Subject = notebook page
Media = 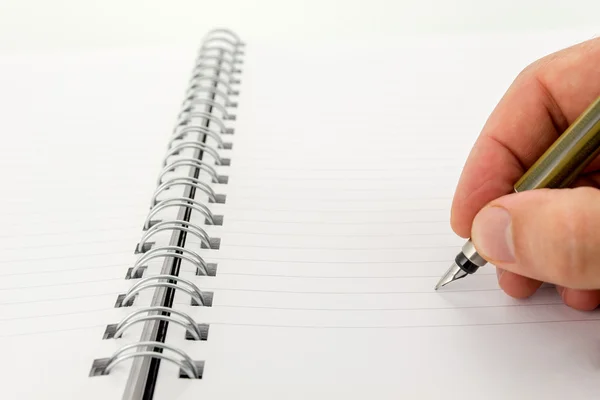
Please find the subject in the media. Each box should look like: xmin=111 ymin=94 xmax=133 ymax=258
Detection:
xmin=0 ymin=46 xmax=196 ymax=398
xmin=152 ymin=31 xmax=600 ymax=399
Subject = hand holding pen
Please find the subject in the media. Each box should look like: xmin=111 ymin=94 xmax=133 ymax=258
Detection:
xmin=438 ymin=37 xmax=600 ymax=311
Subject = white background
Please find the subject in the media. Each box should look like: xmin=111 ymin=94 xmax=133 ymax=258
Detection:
xmin=0 ymin=0 xmax=598 ymax=51
xmin=0 ymin=1 xmax=598 ymax=399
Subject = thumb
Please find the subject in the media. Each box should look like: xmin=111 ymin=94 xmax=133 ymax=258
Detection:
xmin=470 ymin=186 xmax=600 ymax=289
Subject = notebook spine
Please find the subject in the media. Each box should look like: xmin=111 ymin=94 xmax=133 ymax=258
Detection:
xmin=88 ymin=28 xmax=244 ymax=393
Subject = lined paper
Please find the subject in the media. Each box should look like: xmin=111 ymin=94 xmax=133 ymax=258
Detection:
xmin=151 ymin=31 xmax=600 ymax=399
xmin=0 ymin=46 xmax=197 ymax=399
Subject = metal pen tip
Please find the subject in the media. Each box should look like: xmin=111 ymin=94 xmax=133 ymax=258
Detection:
xmin=435 ymin=262 xmax=468 ymax=290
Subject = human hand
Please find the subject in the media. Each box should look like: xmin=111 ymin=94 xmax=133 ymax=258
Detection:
xmin=451 ymin=37 xmax=600 ymax=311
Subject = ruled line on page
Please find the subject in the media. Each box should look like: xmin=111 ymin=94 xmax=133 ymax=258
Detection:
xmin=0 ymin=196 xmax=147 ymax=206
xmin=0 ymin=212 xmax=148 ymax=227
xmin=216 ymin=206 xmax=450 ymax=213
xmin=171 ymin=300 xmax=563 ymax=312
xmin=0 ymin=301 xmax=566 ymax=323
xmin=0 ymin=205 xmax=450 ymax=218
xmin=216 ymin=230 xmax=454 ymax=237
xmin=219 ymin=195 xmax=454 ymax=202
xmin=0 ymin=250 xmax=133 ymax=264
xmin=1 ymin=238 xmax=138 ymax=251
xmin=203 ymin=318 xmax=600 ymax=330
xmin=225 ymin=175 xmax=458 ymax=182
xmin=0 ymin=277 xmax=126 ymax=291
xmin=1 ymin=182 xmax=164 ymax=191
xmin=226 ymin=186 xmax=456 ymax=193
xmin=0 ymin=201 xmax=142 ymax=214
xmin=0 ymin=307 xmax=117 ymax=322
xmin=200 ymin=257 xmax=456 ymax=264
xmin=4 ymin=173 xmax=461 ymax=186
xmin=186 ymin=287 xmax=507 ymax=294
xmin=207 ymin=271 xmax=496 ymax=278
xmin=0 ymin=324 xmax=109 ymax=338
xmin=0 ymin=291 xmax=122 ymax=306
xmin=208 ymin=243 xmax=459 ymax=251
xmin=212 ymin=219 xmax=450 ymax=225
xmin=0 ymin=225 xmax=141 ymax=238
xmin=227 ymin=158 xmax=463 ymax=165
xmin=175 ymin=264 xmax=483 ymax=278
xmin=0 ymin=260 xmax=464 ymax=278
xmin=0 ymin=263 xmax=123 ymax=277
xmin=224 ymin=166 xmax=461 ymax=172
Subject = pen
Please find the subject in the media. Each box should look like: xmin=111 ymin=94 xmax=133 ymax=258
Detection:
xmin=435 ymin=95 xmax=600 ymax=290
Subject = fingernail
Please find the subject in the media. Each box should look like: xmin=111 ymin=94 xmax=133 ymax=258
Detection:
xmin=472 ymin=206 xmax=515 ymax=263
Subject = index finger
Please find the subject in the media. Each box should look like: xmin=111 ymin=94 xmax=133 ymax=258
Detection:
xmin=451 ymin=37 xmax=600 ymax=238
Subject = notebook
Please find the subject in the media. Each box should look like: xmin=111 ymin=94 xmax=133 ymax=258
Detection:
xmin=1 ymin=27 xmax=599 ymax=399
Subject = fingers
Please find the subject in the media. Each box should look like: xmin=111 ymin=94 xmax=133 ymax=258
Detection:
xmin=471 ymin=187 xmax=600 ymax=289
xmin=556 ymin=286 xmax=600 ymax=311
xmin=495 ymin=266 xmax=600 ymax=310
xmin=451 ymin=36 xmax=600 ymax=238
xmin=496 ymin=268 xmax=600 ymax=310
xmin=496 ymin=268 xmax=543 ymax=299
xmin=488 ymin=184 xmax=600 ymax=310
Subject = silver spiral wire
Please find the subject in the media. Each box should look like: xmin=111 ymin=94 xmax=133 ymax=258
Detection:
xmin=184 ymin=85 xmax=237 ymax=107
xmin=136 ymin=220 xmax=214 ymax=253
xmin=177 ymin=111 xmax=233 ymax=134
xmin=170 ymin=125 xmax=228 ymax=149
xmin=112 ymin=306 xmax=204 ymax=341
xmin=122 ymin=274 xmax=209 ymax=308
xmin=103 ymin=341 xmax=200 ymax=379
xmin=163 ymin=141 xmax=226 ymax=166
xmin=156 ymin=157 xmax=223 ymax=185
xmin=151 ymin=176 xmax=219 ymax=206
xmin=143 ymin=197 xmax=218 ymax=230
xmin=191 ymin=64 xmax=240 ymax=84
xmin=131 ymin=245 xmax=210 ymax=278
xmin=91 ymin=28 xmax=242 ymax=380
xmin=181 ymin=98 xmax=236 ymax=120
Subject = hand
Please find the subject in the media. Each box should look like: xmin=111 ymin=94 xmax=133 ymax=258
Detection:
xmin=451 ymin=37 xmax=600 ymax=311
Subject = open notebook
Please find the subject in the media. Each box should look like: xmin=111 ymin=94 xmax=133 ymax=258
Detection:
xmin=1 ymin=27 xmax=599 ymax=399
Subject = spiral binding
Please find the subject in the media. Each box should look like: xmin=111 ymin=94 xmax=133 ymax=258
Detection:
xmin=94 ymin=341 xmax=203 ymax=379
xmin=169 ymin=125 xmax=232 ymax=150
xmin=120 ymin=274 xmax=212 ymax=307
xmin=89 ymin=28 xmax=243 ymax=387
xmin=108 ymin=306 xmax=209 ymax=341
xmin=163 ymin=142 xmax=229 ymax=165
xmin=142 ymin=197 xmax=222 ymax=229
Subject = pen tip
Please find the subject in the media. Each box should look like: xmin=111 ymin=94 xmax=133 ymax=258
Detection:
xmin=435 ymin=262 xmax=467 ymax=290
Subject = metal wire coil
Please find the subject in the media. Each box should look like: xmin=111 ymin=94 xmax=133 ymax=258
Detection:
xmin=91 ymin=27 xmax=243 ymax=382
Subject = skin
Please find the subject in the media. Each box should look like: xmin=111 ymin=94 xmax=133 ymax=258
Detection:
xmin=450 ymin=36 xmax=600 ymax=311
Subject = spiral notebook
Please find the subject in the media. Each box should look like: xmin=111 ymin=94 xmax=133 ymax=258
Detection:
xmin=1 ymin=27 xmax=599 ymax=400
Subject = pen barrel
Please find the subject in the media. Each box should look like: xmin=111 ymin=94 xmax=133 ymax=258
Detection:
xmin=514 ymin=96 xmax=600 ymax=192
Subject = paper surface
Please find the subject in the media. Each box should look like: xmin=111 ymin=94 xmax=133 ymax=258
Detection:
xmin=0 ymin=46 xmax=196 ymax=399
xmin=1 ymin=29 xmax=599 ymax=399
xmin=149 ymin=31 xmax=600 ymax=399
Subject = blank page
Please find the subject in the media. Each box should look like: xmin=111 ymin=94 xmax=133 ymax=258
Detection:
xmin=0 ymin=46 xmax=196 ymax=398
xmin=150 ymin=30 xmax=600 ymax=400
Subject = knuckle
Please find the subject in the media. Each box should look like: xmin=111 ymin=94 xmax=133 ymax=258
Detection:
xmin=516 ymin=58 xmax=545 ymax=80
xmin=517 ymin=62 xmax=537 ymax=78
xmin=515 ymin=54 xmax=557 ymax=85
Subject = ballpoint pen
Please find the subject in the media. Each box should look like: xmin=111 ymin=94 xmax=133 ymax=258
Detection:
xmin=435 ymin=95 xmax=600 ymax=290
